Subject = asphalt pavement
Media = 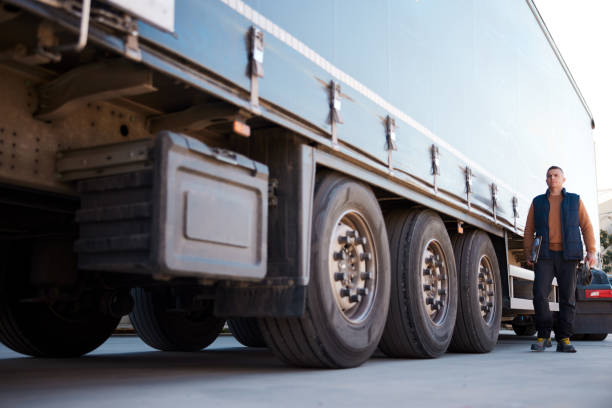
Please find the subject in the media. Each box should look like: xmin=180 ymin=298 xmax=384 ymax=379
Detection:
xmin=0 ymin=331 xmax=610 ymax=408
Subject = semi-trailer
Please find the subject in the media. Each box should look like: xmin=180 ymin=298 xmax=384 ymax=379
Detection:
xmin=0 ymin=0 xmax=610 ymax=368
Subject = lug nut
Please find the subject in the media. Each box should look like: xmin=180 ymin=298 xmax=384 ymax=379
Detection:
xmin=360 ymin=271 xmax=372 ymax=280
xmin=334 ymin=272 xmax=347 ymax=281
xmin=438 ymin=288 xmax=446 ymax=295
xmin=349 ymin=292 xmax=359 ymax=303
xmin=333 ymin=251 xmax=347 ymax=261
xmin=426 ymin=297 xmax=434 ymax=305
xmin=430 ymin=303 xmax=439 ymax=311
xmin=481 ymin=305 xmax=488 ymax=311
xmin=340 ymin=288 xmax=350 ymax=297
xmin=478 ymin=272 xmax=484 ymax=279
xmin=360 ymin=252 xmax=372 ymax=262
xmin=346 ymin=230 xmax=357 ymax=238
xmin=437 ymin=299 xmax=444 ymax=307
xmin=486 ymin=279 xmax=493 ymax=284
xmin=423 ymin=284 xmax=431 ymax=291
xmin=357 ymin=287 xmax=368 ymax=296
xmin=479 ymin=296 xmax=485 ymax=302
xmin=356 ymin=237 xmax=367 ymax=245
xmin=486 ymin=301 xmax=493 ymax=307
xmin=478 ymin=283 xmax=484 ymax=290
xmin=423 ymin=268 xmax=431 ymax=276
xmin=338 ymin=235 xmax=355 ymax=245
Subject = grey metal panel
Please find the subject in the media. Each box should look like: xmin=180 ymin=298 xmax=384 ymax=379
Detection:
xmin=256 ymin=30 xmax=331 ymax=132
xmin=138 ymin=0 xmax=251 ymax=92
xmin=338 ymin=88 xmax=390 ymax=166
xmin=392 ymin=125 xmax=430 ymax=186
xmin=314 ymin=148 xmax=504 ymax=238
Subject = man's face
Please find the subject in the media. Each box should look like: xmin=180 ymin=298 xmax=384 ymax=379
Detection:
xmin=546 ymin=168 xmax=566 ymax=190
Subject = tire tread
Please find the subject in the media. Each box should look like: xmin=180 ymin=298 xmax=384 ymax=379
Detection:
xmin=449 ymin=231 xmax=501 ymax=353
xmin=258 ymin=173 xmax=389 ymax=368
xmin=379 ymin=209 xmax=457 ymax=358
xmin=228 ymin=318 xmax=266 ymax=348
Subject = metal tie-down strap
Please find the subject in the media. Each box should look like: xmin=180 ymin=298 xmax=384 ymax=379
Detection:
xmin=249 ymin=26 xmax=264 ymax=108
xmin=328 ymin=80 xmax=343 ymax=147
xmin=465 ymin=166 xmax=473 ymax=209
xmin=490 ymin=183 xmax=498 ymax=222
xmin=385 ymin=115 xmax=397 ymax=171
xmin=430 ymin=144 xmax=440 ymax=192
xmin=512 ymin=196 xmax=519 ymax=229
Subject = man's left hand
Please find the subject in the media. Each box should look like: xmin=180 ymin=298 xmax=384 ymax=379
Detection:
xmin=585 ymin=252 xmax=597 ymax=268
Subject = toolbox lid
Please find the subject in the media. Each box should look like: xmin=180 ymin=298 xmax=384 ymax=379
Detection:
xmin=161 ymin=131 xmax=268 ymax=177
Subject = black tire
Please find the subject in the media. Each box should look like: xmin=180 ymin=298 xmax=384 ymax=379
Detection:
xmin=0 ymin=240 xmax=119 ymax=357
xmin=512 ymin=324 xmax=537 ymax=337
xmin=258 ymin=173 xmax=391 ymax=368
xmin=449 ymin=231 xmax=502 ymax=353
xmin=228 ymin=317 xmax=266 ymax=347
xmin=130 ymin=287 xmax=225 ymax=351
xmin=570 ymin=333 xmax=585 ymax=341
xmin=379 ymin=209 xmax=458 ymax=358
xmin=511 ymin=315 xmax=537 ymax=337
xmin=582 ymin=333 xmax=608 ymax=341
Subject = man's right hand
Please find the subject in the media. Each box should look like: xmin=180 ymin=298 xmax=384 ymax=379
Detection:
xmin=527 ymin=260 xmax=534 ymax=268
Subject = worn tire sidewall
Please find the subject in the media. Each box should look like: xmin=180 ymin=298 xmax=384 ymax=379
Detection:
xmin=309 ymin=176 xmax=390 ymax=354
xmin=460 ymin=231 xmax=502 ymax=348
xmin=406 ymin=211 xmax=458 ymax=352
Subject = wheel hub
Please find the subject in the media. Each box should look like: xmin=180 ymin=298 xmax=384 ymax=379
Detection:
xmin=421 ymin=240 xmax=449 ymax=325
xmin=328 ymin=210 xmax=376 ymax=323
xmin=477 ymin=255 xmax=495 ymax=324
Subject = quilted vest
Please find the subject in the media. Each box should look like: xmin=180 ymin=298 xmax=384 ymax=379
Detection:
xmin=532 ymin=188 xmax=583 ymax=261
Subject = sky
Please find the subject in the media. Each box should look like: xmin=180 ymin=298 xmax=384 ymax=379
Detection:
xmin=534 ymin=0 xmax=612 ymax=204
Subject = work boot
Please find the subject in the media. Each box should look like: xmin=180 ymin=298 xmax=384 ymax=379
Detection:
xmin=530 ymin=337 xmax=552 ymax=352
xmin=556 ymin=338 xmax=577 ymax=353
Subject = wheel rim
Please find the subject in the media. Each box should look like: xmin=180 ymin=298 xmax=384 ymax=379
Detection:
xmin=328 ymin=210 xmax=377 ymax=324
xmin=477 ymin=255 xmax=496 ymax=325
xmin=421 ymin=239 xmax=449 ymax=325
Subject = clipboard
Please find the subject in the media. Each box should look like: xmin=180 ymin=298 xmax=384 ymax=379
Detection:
xmin=531 ymin=235 xmax=542 ymax=263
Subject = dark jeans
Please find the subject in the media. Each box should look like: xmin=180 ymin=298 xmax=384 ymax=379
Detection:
xmin=532 ymin=251 xmax=578 ymax=339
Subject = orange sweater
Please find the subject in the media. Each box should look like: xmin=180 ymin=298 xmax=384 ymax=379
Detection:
xmin=523 ymin=196 xmax=596 ymax=256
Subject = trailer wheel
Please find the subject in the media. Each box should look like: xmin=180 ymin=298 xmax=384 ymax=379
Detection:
xmin=512 ymin=324 xmax=537 ymax=337
xmin=130 ymin=288 xmax=225 ymax=351
xmin=511 ymin=315 xmax=537 ymax=337
xmin=448 ymin=231 xmax=502 ymax=353
xmin=379 ymin=209 xmax=457 ymax=358
xmin=582 ymin=333 xmax=608 ymax=341
xmin=258 ymin=173 xmax=390 ymax=368
xmin=0 ymin=240 xmax=119 ymax=357
xmin=228 ymin=318 xmax=266 ymax=347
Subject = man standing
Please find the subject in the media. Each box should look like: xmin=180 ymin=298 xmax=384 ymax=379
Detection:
xmin=523 ymin=166 xmax=596 ymax=353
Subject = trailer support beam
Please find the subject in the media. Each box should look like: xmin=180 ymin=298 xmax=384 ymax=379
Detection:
xmin=36 ymin=59 xmax=156 ymax=121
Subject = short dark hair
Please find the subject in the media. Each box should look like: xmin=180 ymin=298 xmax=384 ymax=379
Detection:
xmin=547 ymin=166 xmax=564 ymax=175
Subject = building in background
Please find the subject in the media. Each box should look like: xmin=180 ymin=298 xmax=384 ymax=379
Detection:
xmin=600 ymin=199 xmax=612 ymax=234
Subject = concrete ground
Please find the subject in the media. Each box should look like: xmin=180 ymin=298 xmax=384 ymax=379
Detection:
xmin=0 ymin=331 xmax=610 ymax=408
